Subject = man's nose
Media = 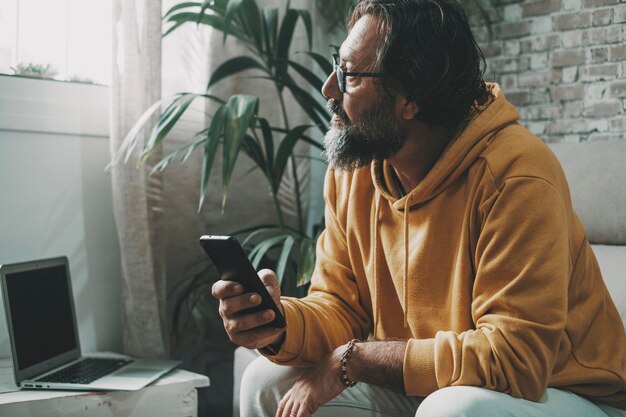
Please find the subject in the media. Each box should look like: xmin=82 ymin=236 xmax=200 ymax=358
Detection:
xmin=321 ymin=70 xmax=342 ymax=101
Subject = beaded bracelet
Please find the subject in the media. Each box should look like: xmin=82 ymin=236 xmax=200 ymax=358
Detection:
xmin=340 ymin=339 xmax=360 ymax=387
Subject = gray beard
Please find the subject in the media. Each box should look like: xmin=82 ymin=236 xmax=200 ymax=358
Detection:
xmin=323 ymin=98 xmax=406 ymax=171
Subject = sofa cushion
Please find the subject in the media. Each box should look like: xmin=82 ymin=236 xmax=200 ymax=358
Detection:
xmin=548 ymin=140 xmax=626 ymax=245
xmin=591 ymin=244 xmax=626 ymax=330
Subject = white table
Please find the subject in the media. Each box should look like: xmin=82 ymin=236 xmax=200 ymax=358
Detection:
xmin=0 ymin=358 xmax=209 ymax=417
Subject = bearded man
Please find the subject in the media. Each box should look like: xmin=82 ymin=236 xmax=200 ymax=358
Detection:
xmin=212 ymin=1 xmax=626 ymax=416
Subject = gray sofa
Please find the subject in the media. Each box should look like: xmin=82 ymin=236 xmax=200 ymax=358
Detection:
xmin=549 ymin=139 xmax=626 ymax=326
xmin=232 ymin=139 xmax=626 ymax=417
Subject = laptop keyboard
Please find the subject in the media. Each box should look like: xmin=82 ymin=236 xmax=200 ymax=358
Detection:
xmin=36 ymin=358 xmax=133 ymax=384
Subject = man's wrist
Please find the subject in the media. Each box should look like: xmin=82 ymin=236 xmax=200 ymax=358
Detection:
xmin=262 ymin=331 xmax=286 ymax=355
xmin=338 ymin=340 xmax=407 ymax=393
xmin=340 ymin=339 xmax=360 ymax=387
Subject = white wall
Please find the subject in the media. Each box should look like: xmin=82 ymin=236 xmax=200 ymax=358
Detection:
xmin=0 ymin=75 xmax=122 ymax=357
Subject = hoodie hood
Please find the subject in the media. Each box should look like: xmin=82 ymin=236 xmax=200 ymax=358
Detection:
xmin=372 ymin=83 xmax=520 ymax=209
xmin=369 ymin=83 xmax=520 ymax=334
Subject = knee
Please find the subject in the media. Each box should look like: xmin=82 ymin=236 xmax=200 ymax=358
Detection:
xmin=415 ymin=386 xmax=509 ymax=417
xmin=240 ymin=356 xmax=306 ymax=417
xmin=240 ymin=356 xmax=284 ymax=402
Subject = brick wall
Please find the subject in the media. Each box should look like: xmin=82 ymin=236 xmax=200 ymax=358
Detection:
xmin=471 ymin=0 xmax=626 ymax=143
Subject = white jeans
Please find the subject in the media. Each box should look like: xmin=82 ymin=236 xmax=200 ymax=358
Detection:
xmin=240 ymin=356 xmax=626 ymax=417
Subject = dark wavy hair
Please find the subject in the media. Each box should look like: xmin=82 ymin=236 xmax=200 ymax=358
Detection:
xmin=349 ymin=0 xmax=489 ymax=128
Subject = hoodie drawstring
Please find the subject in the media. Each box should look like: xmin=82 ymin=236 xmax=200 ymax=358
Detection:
xmin=373 ymin=191 xmax=382 ymax=339
xmin=403 ymin=195 xmax=410 ymax=328
xmin=373 ymin=189 xmax=411 ymax=336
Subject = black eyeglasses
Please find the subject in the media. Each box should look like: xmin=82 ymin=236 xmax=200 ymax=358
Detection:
xmin=332 ymin=53 xmax=383 ymax=93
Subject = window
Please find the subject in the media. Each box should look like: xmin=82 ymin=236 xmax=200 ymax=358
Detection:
xmin=0 ymin=0 xmax=111 ymax=85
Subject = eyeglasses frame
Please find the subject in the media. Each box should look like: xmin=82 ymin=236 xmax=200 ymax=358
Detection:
xmin=332 ymin=53 xmax=383 ymax=93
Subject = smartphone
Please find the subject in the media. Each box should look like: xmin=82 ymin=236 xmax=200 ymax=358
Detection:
xmin=199 ymin=235 xmax=286 ymax=328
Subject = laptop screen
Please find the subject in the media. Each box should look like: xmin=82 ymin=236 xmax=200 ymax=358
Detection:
xmin=4 ymin=264 xmax=78 ymax=371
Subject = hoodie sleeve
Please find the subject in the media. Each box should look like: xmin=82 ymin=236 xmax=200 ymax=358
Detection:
xmin=404 ymin=176 xmax=571 ymax=401
xmin=262 ymin=169 xmax=372 ymax=366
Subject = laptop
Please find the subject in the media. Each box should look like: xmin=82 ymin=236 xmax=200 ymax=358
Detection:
xmin=0 ymin=256 xmax=180 ymax=391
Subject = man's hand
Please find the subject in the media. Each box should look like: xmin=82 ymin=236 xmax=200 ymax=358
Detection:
xmin=275 ymin=344 xmax=347 ymax=417
xmin=211 ymin=269 xmax=285 ymax=350
xmin=276 ymin=340 xmax=407 ymax=417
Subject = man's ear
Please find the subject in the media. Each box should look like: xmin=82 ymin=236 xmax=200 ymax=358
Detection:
xmin=399 ymin=97 xmax=420 ymax=120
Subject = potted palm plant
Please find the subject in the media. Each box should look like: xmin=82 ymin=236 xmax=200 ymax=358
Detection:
xmin=112 ymin=2 xmax=331 ymax=413
xmin=115 ymin=0 xmax=330 ymax=291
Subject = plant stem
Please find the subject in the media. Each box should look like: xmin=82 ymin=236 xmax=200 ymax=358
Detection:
xmin=277 ymin=87 xmax=291 ymax=133
xmin=252 ymin=126 xmax=286 ymax=229
xmin=289 ymin=155 xmax=305 ymax=233
xmin=277 ymin=89 xmax=305 ymax=234
xmin=272 ymin=189 xmax=286 ymax=228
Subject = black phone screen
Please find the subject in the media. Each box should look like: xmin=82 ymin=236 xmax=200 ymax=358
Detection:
xmin=199 ymin=235 xmax=286 ymax=328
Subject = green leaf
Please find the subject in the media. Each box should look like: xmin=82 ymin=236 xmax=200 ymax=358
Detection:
xmin=237 ymin=0 xmax=264 ymax=54
xmin=149 ymin=151 xmax=180 ymax=175
xmin=296 ymin=135 xmax=324 ymax=150
xmin=149 ymin=136 xmax=206 ymax=175
xmin=163 ymin=2 xmax=200 ymax=20
xmin=257 ymin=117 xmax=275 ymax=177
xmin=199 ymin=104 xmax=228 ymax=211
xmin=241 ymin=134 xmax=270 ymax=179
xmin=285 ymin=77 xmax=328 ymax=118
xmin=262 ymin=8 xmax=278 ymax=57
xmin=240 ymin=225 xmax=284 ymax=247
xmin=181 ymin=130 xmax=211 ymax=163
xmin=221 ymin=94 xmax=259 ymax=210
xmin=297 ymin=238 xmax=316 ymax=287
xmin=275 ymin=235 xmax=295 ymax=284
xmin=211 ymin=0 xmax=229 ymax=13
xmin=287 ymin=59 xmax=325 ymax=91
xmin=138 ymin=92 xmax=224 ymax=162
xmin=163 ymin=18 xmax=187 ymax=36
xmin=152 ymin=97 xmax=184 ymax=136
xmin=110 ymin=94 xmax=182 ymax=167
xmin=285 ymin=80 xmax=329 ymax=133
xmin=269 ymin=126 xmax=323 ymax=150
xmin=273 ymin=9 xmax=299 ymax=89
xmin=196 ymin=0 xmax=213 ymax=25
xmin=207 ymin=56 xmax=267 ymax=90
xmin=223 ymin=0 xmax=249 ymax=43
xmin=164 ymin=12 xmax=248 ymax=42
xmin=273 ymin=125 xmax=310 ymax=188
xmin=275 ymin=9 xmax=298 ymax=61
xmin=246 ymin=75 xmax=328 ymax=131
xmin=301 ymin=51 xmax=333 ymax=77
xmin=249 ymin=235 xmax=288 ymax=269
xmin=294 ymin=9 xmax=313 ymax=50
xmin=141 ymin=94 xmax=196 ymax=162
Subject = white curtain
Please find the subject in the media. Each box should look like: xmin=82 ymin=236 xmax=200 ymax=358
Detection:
xmin=110 ymin=0 xmax=167 ymax=358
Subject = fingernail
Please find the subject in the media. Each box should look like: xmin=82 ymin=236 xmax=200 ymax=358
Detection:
xmin=234 ymin=284 xmax=243 ymax=293
xmin=263 ymin=310 xmax=274 ymax=320
xmin=249 ymin=294 xmax=259 ymax=303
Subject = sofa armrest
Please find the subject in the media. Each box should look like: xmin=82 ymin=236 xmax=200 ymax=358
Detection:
xmin=591 ymin=244 xmax=626 ymax=331
xmin=548 ymin=140 xmax=626 ymax=245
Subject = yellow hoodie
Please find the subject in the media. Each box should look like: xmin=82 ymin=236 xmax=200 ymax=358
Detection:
xmin=266 ymin=84 xmax=626 ymax=408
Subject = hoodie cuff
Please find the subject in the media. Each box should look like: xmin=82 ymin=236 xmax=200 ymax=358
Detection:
xmin=259 ymin=297 xmax=305 ymax=363
xmin=403 ymin=338 xmax=440 ymax=396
